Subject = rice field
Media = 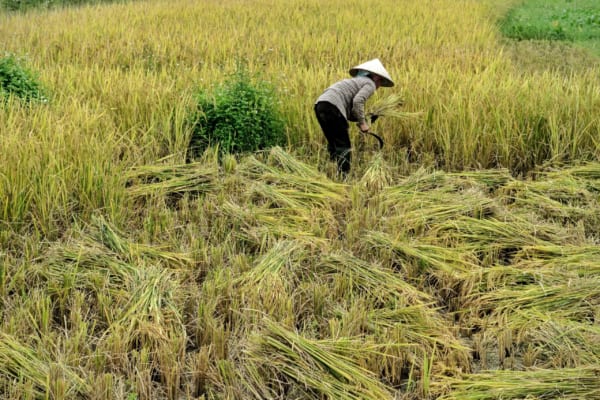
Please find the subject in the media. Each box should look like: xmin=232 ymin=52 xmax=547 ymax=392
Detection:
xmin=1 ymin=0 xmax=600 ymax=399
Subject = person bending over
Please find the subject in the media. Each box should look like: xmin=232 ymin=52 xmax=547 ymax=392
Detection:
xmin=314 ymin=58 xmax=394 ymax=175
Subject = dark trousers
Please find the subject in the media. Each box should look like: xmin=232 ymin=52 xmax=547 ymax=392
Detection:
xmin=314 ymin=101 xmax=351 ymax=173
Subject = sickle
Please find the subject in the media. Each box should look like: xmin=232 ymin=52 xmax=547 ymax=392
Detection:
xmin=366 ymin=131 xmax=384 ymax=149
xmin=366 ymin=114 xmax=383 ymax=148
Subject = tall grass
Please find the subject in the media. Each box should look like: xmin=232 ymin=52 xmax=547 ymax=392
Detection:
xmin=2 ymin=0 xmax=598 ymax=176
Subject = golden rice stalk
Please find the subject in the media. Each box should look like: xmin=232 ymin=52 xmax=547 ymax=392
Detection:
xmin=377 ymin=169 xmax=497 ymax=213
xmin=491 ymin=309 xmax=600 ymax=366
xmin=236 ymin=150 xmax=290 ymax=177
xmin=476 ymin=277 xmax=600 ymax=320
xmin=513 ymin=244 xmax=600 ymax=276
xmin=532 ymin=320 xmax=600 ymax=366
xmin=318 ymin=251 xmax=432 ymax=305
xmin=0 ymin=333 xmax=91 ymax=398
xmin=266 ymin=146 xmax=327 ymax=179
xmin=236 ymin=240 xmax=306 ymax=289
xmin=523 ymin=175 xmax=591 ymax=205
xmin=365 ymin=307 xmax=469 ymax=360
xmin=239 ymin=155 xmax=350 ymax=208
xmin=446 ymin=168 xmax=514 ymax=189
xmin=221 ymin=200 xmax=327 ymax=245
xmin=387 ymin=167 xmax=512 ymax=197
xmin=435 ymin=367 xmax=600 ymax=400
xmin=463 ymin=265 xmax=561 ymax=296
xmin=250 ymin=181 xmax=340 ymax=210
xmin=360 ymin=153 xmax=393 ymax=192
xmin=499 ymin=178 xmax=593 ymax=221
xmin=381 ymin=167 xmax=449 ymax=195
xmin=253 ymin=176 xmax=349 ymax=208
xmin=91 ymin=214 xmax=194 ymax=267
xmin=107 ymin=266 xmax=185 ymax=351
xmin=366 ymin=231 xmax=478 ymax=276
xmin=542 ymin=161 xmax=600 ymax=181
xmin=34 ymin=231 xmax=141 ymax=307
xmin=232 ymin=240 xmax=308 ymax=320
xmin=367 ymin=93 xmax=423 ymax=120
xmin=431 ymin=214 xmax=558 ymax=252
xmin=125 ymin=161 xmax=218 ymax=198
xmin=379 ymin=188 xmax=498 ymax=236
xmin=242 ymin=319 xmax=395 ymax=400
xmin=239 ymin=151 xmax=323 ymax=181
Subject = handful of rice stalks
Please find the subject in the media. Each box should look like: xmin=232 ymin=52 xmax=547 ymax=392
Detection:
xmin=367 ymin=93 xmax=423 ymax=121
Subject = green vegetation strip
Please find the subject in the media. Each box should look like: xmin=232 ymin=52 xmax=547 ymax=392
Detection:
xmin=501 ymin=0 xmax=600 ymax=55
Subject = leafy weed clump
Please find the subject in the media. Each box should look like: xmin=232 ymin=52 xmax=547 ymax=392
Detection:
xmin=0 ymin=54 xmax=47 ymax=103
xmin=187 ymin=67 xmax=286 ymax=160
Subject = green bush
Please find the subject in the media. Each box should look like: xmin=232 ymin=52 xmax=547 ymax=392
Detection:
xmin=187 ymin=68 xmax=286 ymax=159
xmin=0 ymin=54 xmax=47 ymax=103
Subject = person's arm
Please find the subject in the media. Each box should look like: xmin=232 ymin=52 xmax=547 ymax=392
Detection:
xmin=352 ymin=83 xmax=376 ymax=132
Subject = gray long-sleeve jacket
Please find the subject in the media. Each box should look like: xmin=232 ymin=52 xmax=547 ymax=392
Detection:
xmin=315 ymin=76 xmax=376 ymax=125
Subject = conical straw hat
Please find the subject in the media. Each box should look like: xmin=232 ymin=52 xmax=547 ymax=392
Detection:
xmin=349 ymin=58 xmax=394 ymax=87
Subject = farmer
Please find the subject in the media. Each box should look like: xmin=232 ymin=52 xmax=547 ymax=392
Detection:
xmin=314 ymin=58 xmax=394 ymax=175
